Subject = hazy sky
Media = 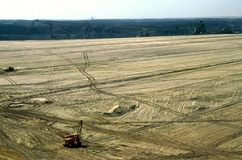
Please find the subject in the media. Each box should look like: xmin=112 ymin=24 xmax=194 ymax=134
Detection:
xmin=1 ymin=0 xmax=242 ymax=20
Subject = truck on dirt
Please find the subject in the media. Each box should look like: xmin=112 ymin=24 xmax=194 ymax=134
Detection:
xmin=63 ymin=120 xmax=83 ymax=148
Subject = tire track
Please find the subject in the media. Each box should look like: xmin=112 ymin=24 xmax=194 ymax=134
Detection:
xmin=0 ymin=121 xmax=41 ymax=159
xmin=65 ymin=53 xmax=193 ymax=117
xmin=3 ymin=74 xmax=17 ymax=85
xmin=61 ymin=52 xmax=94 ymax=89
xmin=61 ymin=52 xmax=109 ymax=123
xmin=2 ymin=52 xmax=241 ymax=104
xmin=61 ymin=52 xmax=187 ymax=118
xmin=59 ymin=51 xmax=242 ymax=121
xmin=209 ymin=128 xmax=242 ymax=149
xmin=1 ymin=56 xmax=241 ymax=127
xmin=3 ymin=109 xmax=241 ymax=160
xmin=59 ymin=52 xmax=242 ymax=158
xmin=80 ymin=53 xmax=242 ymax=119
xmin=100 ymin=57 xmax=242 ymax=86
xmin=87 ymin=96 xmax=242 ymax=158
xmin=2 ymin=35 xmax=242 ymax=159
xmin=15 ymin=45 xmax=240 ymax=71
xmin=2 ymin=46 xmax=242 ymax=157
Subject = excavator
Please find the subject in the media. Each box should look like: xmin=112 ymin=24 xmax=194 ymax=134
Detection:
xmin=63 ymin=120 xmax=83 ymax=148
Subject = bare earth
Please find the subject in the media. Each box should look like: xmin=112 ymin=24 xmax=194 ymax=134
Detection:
xmin=1 ymin=34 xmax=242 ymax=160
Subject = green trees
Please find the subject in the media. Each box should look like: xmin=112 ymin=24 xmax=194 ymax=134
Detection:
xmin=193 ymin=20 xmax=206 ymax=35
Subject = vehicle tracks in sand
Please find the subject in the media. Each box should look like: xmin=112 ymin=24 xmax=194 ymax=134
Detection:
xmin=2 ymin=73 xmax=242 ymax=158
xmin=1 ymin=51 xmax=241 ymax=104
xmin=100 ymin=57 xmax=242 ymax=86
xmin=43 ymin=52 xmax=242 ymax=158
xmin=82 ymin=53 xmax=242 ymax=143
xmin=4 ymin=50 xmax=240 ymax=150
xmin=208 ymin=129 xmax=242 ymax=150
xmin=60 ymin=52 xmax=188 ymax=122
xmin=2 ymin=73 xmax=17 ymax=85
xmin=87 ymin=95 xmax=242 ymax=159
xmin=61 ymin=52 xmax=100 ymax=96
xmin=2 ymin=52 xmax=242 ymax=121
xmin=2 ymin=109 xmax=242 ymax=160
xmin=0 ymin=125 xmax=41 ymax=159
xmin=1 ymin=35 xmax=242 ymax=159
xmin=58 ymin=52 xmax=110 ymax=123
xmin=2 ymin=53 xmax=242 ymax=158
xmin=0 ymin=109 xmax=143 ymax=159
xmin=60 ymin=52 xmax=196 ymax=118
xmin=61 ymin=51 xmax=242 ymax=125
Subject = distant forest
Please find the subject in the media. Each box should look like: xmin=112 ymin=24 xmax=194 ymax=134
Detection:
xmin=0 ymin=18 xmax=242 ymax=40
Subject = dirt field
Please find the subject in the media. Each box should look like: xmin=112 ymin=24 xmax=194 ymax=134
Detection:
xmin=1 ymin=34 xmax=242 ymax=160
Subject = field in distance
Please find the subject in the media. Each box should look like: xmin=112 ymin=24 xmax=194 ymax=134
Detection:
xmin=1 ymin=34 xmax=242 ymax=159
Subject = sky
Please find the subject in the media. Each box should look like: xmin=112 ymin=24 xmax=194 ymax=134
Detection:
xmin=0 ymin=0 xmax=242 ymax=20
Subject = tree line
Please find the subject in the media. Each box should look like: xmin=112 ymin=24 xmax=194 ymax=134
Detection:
xmin=0 ymin=18 xmax=241 ymax=40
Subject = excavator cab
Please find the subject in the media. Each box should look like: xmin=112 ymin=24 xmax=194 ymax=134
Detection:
xmin=63 ymin=120 xmax=83 ymax=147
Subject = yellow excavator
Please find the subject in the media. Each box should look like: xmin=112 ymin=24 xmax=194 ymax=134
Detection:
xmin=63 ymin=120 xmax=83 ymax=147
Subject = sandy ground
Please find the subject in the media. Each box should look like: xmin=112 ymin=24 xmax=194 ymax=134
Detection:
xmin=1 ymin=34 xmax=242 ymax=159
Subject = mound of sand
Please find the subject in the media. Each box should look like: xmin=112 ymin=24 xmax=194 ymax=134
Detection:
xmin=30 ymin=98 xmax=52 ymax=104
xmin=103 ymin=104 xmax=138 ymax=117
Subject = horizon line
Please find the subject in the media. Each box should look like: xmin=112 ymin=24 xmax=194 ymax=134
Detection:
xmin=1 ymin=16 xmax=242 ymax=21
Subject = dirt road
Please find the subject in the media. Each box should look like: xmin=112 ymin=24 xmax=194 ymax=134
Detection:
xmin=1 ymin=34 xmax=242 ymax=159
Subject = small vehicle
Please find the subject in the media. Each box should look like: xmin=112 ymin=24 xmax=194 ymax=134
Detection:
xmin=63 ymin=120 xmax=83 ymax=147
xmin=4 ymin=66 xmax=14 ymax=72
